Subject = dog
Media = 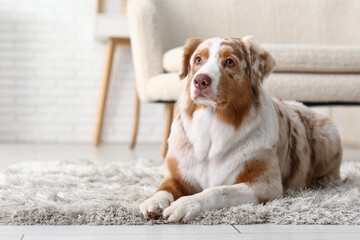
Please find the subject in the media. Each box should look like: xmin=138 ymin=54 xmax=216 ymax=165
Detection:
xmin=140 ymin=36 xmax=342 ymax=223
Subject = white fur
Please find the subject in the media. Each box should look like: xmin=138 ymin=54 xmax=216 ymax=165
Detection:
xmin=163 ymin=183 xmax=256 ymax=223
xmin=174 ymin=87 xmax=278 ymax=191
xmin=139 ymin=191 xmax=174 ymax=217
xmin=190 ymin=38 xmax=222 ymax=106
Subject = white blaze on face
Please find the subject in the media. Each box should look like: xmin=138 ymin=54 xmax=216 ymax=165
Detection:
xmin=190 ymin=38 xmax=222 ymax=106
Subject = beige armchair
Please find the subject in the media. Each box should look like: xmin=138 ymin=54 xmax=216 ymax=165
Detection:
xmin=128 ymin=0 xmax=360 ymax=157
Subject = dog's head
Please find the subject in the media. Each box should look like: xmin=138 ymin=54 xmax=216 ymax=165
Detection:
xmin=179 ymin=36 xmax=275 ymax=108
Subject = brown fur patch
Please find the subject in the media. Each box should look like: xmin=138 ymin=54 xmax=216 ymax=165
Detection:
xmin=282 ymin=119 xmax=301 ymax=189
xmin=244 ymin=38 xmax=275 ymax=85
xmin=286 ymin=117 xmax=291 ymax=138
xmin=313 ymin=151 xmax=341 ymax=179
xmin=257 ymin=196 xmax=268 ymax=204
xmin=194 ymin=47 xmax=210 ymax=67
xmin=235 ymin=39 xmax=251 ymax=74
xmin=253 ymin=50 xmax=274 ymax=82
xmin=250 ymin=48 xmax=256 ymax=65
xmin=216 ymin=41 xmax=256 ymax=128
xmin=215 ymin=72 xmax=253 ymax=129
xmin=179 ymin=38 xmax=204 ymax=79
xmin=258 ymin=64 xmax=264 ymax=74
xmin=279 ymin=110 xmax=284 ymax=118
xmin=234 ymin=159 xmax=268 ymax=185
xmin=294 ymin=110 xmax=317 ymax=186
xmin=234 ymin=38 xmax=260 ymax=102
xmin=293 ymin=127 xmax=298 ymax=136
xmin=220 ymin=42 xmax=244 ymax=62
xmin=157 ymin=156 xmax=197 ymax=200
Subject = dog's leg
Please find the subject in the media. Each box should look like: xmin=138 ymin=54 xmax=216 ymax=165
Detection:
xmin=140 ymin=176 xmax=197 ymax=219
xmin=163 ymin=178 xmax=282 ymax=223
xmin=140 ymin=156 xmax=197 ymax=219
xmin=162 ymin=183 xmax=254 ymax=222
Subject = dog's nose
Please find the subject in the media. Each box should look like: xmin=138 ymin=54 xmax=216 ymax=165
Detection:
xmin=193 ymin=74 xmax=212 ymax=90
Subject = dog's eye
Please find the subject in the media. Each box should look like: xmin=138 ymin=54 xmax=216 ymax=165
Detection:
xmin=195 ymin=57 xmax=202 ymax=64
xmin=225 ymin=59 xmax=234 ymax=67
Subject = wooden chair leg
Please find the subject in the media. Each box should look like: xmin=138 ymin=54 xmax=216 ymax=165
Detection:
xmin=93 ymin=38 xmax=116 ymax=146
xmin=173 ymin=102 xmax=178 ymax=121
xmin=161 ymin=102 xmax=174 ymax=158
xmin=130 ymin=88 xmax=140 ymax=149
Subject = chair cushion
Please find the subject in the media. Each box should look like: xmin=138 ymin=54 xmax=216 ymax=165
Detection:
xmin=146 ymin=73 xmax=186 ymax=101
xmin=264 ymin=73 xmax=360 ymax=102
xmin=145 ymin=72 xmax=360 ymax=102
xmin=163 ymin=45 xmax=360 ymax=73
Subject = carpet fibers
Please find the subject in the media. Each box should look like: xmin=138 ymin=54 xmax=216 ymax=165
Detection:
xmin=0 ymin=158 xmax=359 ymax=225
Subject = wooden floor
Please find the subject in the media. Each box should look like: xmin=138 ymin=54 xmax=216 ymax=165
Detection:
xmin=1 ymin=225 xmax=360 ymax=240
xmin=0 ymin=143 xmax=359 ymax=239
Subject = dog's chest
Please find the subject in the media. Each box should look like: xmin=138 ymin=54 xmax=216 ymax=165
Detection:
xmin=181 ymin=108 xmax=243 ymax=189
xmin=187 ymin=108 xmax=237 ymax=160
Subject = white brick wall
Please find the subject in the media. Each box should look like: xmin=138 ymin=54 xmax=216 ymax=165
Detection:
xmin=0 ymin=0 xmax=164 ymax=143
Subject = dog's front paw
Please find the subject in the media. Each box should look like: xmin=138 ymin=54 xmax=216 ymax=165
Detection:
xmin=163 ymin=196 xmax=203 ymax=223
xmin=140 ymin=191 xmax=174 ymax=219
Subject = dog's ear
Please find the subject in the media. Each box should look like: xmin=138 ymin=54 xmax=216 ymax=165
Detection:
xmin=179 ymin=38 xmax=204 ymax=80
xmin=241 ymin=35 xmax=276 ymax=84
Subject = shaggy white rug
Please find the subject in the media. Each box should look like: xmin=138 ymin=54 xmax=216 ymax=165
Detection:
xmin=0 ymin=158 xmax=359 ymax=225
